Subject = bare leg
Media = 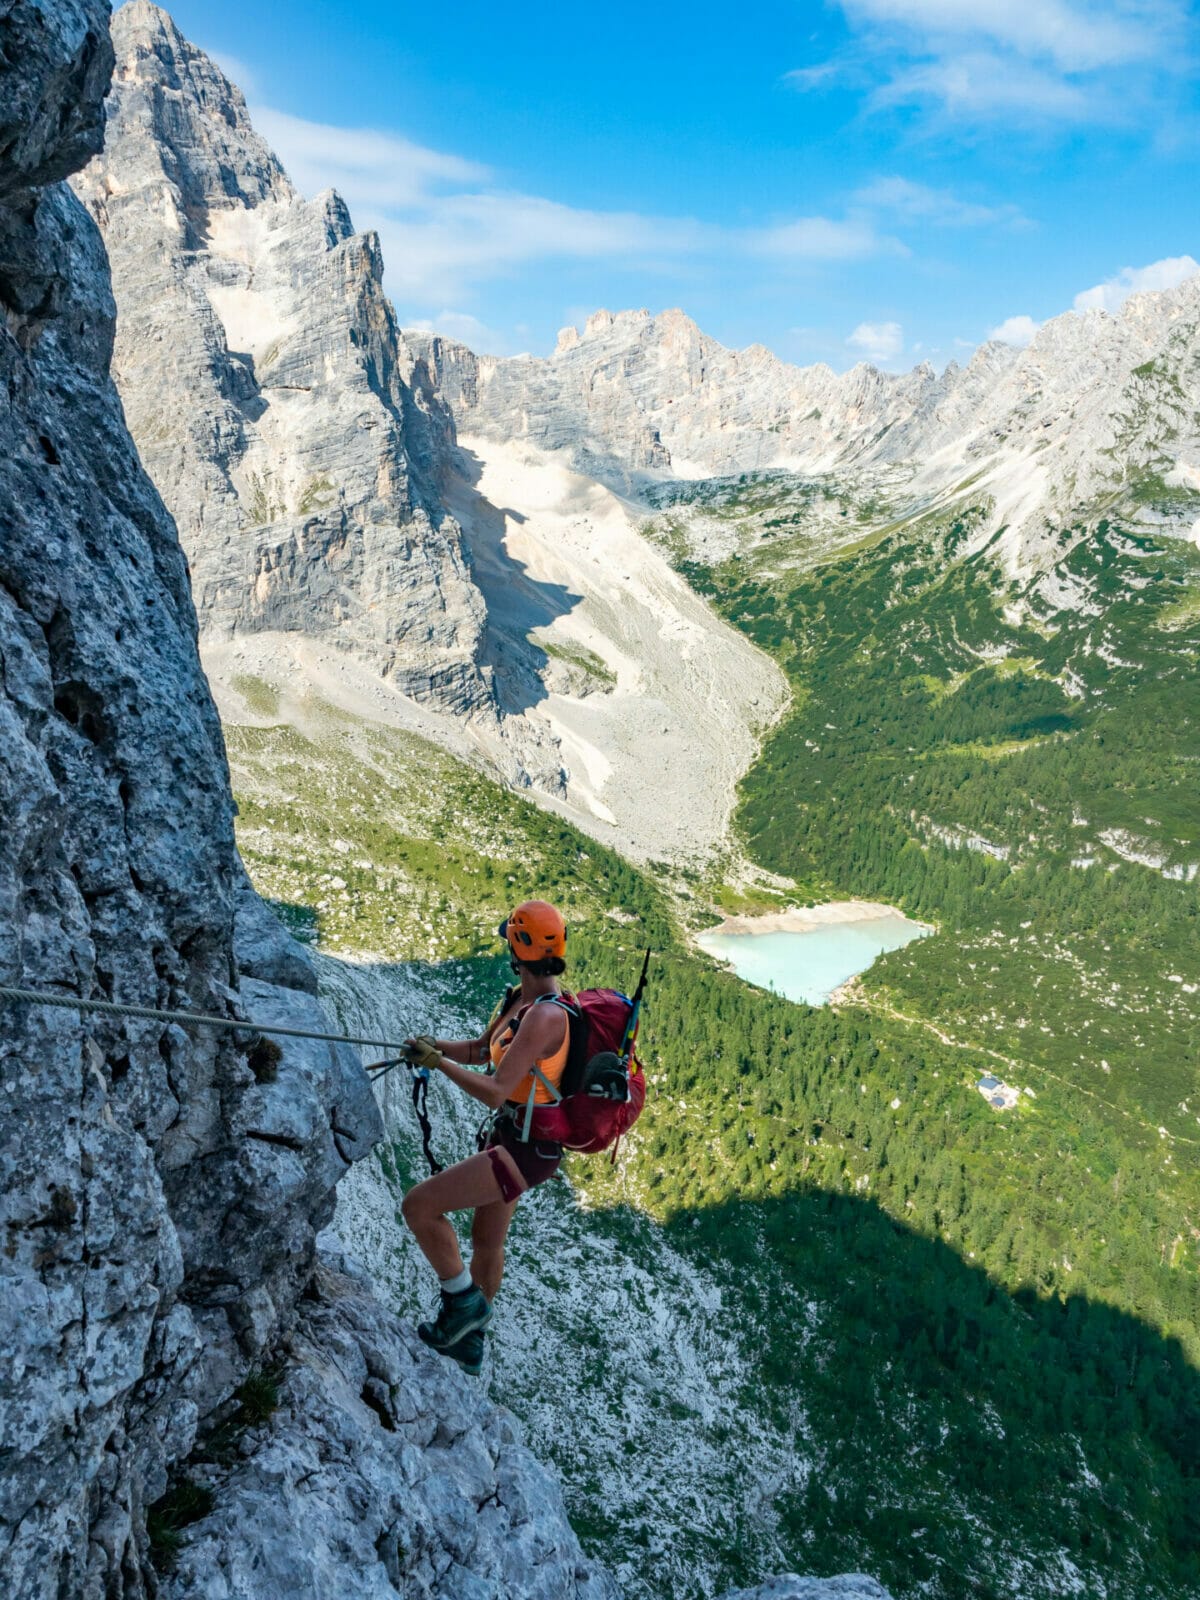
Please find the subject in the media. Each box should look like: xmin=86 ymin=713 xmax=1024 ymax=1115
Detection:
xmin=471 ymin=1188 xmax=521 ymax=1302
xmin=401 ymin=1150 xmax=525 ymax=1282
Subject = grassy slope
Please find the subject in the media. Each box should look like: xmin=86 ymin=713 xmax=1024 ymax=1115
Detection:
xmin=633 ymin=469 xmax=1200 ymax=1593
xmin=653 ymin=491 xmax=1200 ymax=1141
xmin=225 ymin=702 xmax=672 ymax=961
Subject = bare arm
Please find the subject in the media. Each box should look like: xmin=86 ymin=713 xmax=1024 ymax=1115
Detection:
xmin=434 ymin=1034 xmax=491 ymax=1066
xmin=431 ymin=1005 xmax=567 ymax=1110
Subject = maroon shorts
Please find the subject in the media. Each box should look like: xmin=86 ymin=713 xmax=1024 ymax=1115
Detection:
xmin=485 ymin=1116 xmax=563 ymax=1202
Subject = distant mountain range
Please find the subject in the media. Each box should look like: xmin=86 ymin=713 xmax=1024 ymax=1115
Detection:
xmin=417 ymin=287 xmax=1200 ymax=561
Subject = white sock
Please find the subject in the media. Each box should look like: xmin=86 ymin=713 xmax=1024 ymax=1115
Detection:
xmin=439 ymin=1268 xmax=473 ymax=1296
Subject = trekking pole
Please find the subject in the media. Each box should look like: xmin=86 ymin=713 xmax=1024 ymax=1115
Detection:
xmin=619 ymin=948 xmax=652 ymax=1062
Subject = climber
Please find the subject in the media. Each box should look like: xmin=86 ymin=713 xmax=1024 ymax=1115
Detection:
xmin=399 ymin=900 xmax=573 ymax=1376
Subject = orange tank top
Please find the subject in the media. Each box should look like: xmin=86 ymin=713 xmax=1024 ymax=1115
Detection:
xmin=490 ymin=996 xmax=571 ymax=1107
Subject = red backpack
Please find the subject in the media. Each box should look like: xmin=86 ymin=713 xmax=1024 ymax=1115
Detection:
xmin=509 ymin=951 xmax=651 ymax=1157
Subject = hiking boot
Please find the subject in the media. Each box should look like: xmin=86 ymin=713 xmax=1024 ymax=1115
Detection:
xmin=417 ymin=1285 xmax=493 ymax=1351
xmin=445 ymin=1328 xmax=485 ymax=1377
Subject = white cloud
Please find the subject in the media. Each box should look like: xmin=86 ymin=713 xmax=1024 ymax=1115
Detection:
xmin=752 ymin=215 xmax=896 ymax=260
xmin=876 ymin=52 xmax=1094 ymax=119
xmin=989 ymin=314 xmax=1041 ymax=346
xmin=841 ymin=0 xmax=1164 ymax=73
xmin=847 ymin=320 xmax=904 ymax=362
xmin=208 ymin=49 xmax=261 ymax=99
xmin=785 ymin=61 xmax=844 ymax=90
xmin=1073 ymin=254 xmax=1200 ymax=313
xmin=793 ymin=0 xmax=1189 ymax=126
xmin=355 ymin=197 xmax=706 ymax=307
xmin=254 ymin=109 xmax=486 ymax=210
xmin=406 ymin=310 xmax=509 ymax=352
xmin=855 ymin=175 xmax=1028 ymax=227
xmin=249 ymin=106 xmax=896 ymax=310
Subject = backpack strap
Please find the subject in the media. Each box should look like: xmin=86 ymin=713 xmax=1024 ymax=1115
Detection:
xmin=519 ymin=1065 xmax=562 ymax=1141
xmin=487 ymin=984 xmax=518 ymax=1033
xmin=516 ymin=994 xmax=577 ymax=1141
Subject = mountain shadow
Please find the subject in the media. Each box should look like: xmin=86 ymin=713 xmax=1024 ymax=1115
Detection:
xmin=656 ymin=1185 xmax=1200 ymax=1600
xmin=449 ymin=444 xmax=587 ymax=719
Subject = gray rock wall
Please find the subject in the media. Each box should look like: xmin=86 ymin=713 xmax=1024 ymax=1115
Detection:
xmin=0 ymin=6 xmax=383 ymax=1592
xmin=413 ymin=309 xmax=953 ymax=488
xmin=159 ymin=1245 xmax=618 ymax=1600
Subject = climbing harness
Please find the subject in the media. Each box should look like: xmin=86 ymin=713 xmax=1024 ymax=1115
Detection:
xmin=0 ymin=983 xmax=441 ymax=1170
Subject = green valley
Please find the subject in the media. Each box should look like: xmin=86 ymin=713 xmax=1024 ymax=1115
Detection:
xmin=647 ymin=484 xmax=1200 ymax=1146
xmin=223 ymin=623 xmax=1200 ymax=1597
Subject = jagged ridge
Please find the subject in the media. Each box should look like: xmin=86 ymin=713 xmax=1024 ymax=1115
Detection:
xmin=417 ymin=289 xmax=1200 ymax=565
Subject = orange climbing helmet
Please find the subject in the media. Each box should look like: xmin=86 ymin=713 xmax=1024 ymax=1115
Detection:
xmin=499 ymin=899 xmax=567 ymax=961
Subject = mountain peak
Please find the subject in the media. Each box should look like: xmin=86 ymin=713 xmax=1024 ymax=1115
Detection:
xmin=74 ymin=2 xmax=495 ymax=726
xmin=114 ymin=0 xmax=184 ymax=39
xmin=107 ymin=0 xmax=292 ymax=215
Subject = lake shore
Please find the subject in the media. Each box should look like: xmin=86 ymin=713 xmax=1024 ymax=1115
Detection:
xmin=702 ymin=900 xmax=934 ymax=938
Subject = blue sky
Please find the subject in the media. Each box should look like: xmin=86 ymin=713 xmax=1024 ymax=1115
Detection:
xmin=166 ymin=0 xmax=1199 ymax=368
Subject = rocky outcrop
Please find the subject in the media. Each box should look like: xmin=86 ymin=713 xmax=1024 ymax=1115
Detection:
xmin=71 ymin=1 xmax=493 ymax=717
xmin=159 ymin=1244 xmax=617 ymax=1600
xmin=152 ymin=1235 xmax=882 ymax=1600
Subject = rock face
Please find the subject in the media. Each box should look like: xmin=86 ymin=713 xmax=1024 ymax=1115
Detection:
xmin=419 ymin=290 xmax=1200 ymax=560
xmin=71 ymin=1 xmax=493 ymax=717
xmin=0 ymin=5 xmax=381 ymax=1590
xmin=0 ymin=9 xmax=612 ymax=1598
xmin=160 ymin=1244 xmax=617 ymax=1600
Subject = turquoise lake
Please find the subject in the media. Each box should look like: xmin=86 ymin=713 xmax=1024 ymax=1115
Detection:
xmin=696 ymin=911 xmax=930 ymax=1007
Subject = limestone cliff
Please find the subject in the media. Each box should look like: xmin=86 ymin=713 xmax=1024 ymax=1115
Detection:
xmin=71 ymin=0 xmax=493 ymax=718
